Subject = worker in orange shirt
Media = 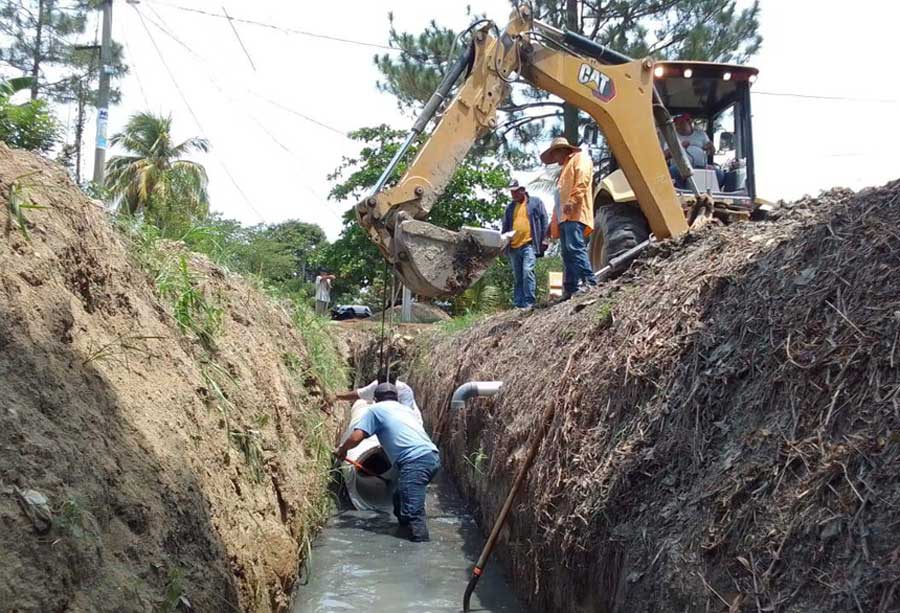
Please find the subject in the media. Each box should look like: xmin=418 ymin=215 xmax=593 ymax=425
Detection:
xmin=542 ymin=137 xmax=596 ymax=299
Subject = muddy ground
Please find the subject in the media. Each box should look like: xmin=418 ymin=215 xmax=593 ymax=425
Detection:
xmin=408 ymin=183 xmax=900 ymax=612
xmin=0 ymin=145 xmax=342 ymax=612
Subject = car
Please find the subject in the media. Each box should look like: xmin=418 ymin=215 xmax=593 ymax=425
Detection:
xmin=330 ymin=304 xmax=373 ymax=321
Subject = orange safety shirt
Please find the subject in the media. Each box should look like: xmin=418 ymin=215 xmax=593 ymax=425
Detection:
xmin=552 ymin=149 xmax=594 ymax=237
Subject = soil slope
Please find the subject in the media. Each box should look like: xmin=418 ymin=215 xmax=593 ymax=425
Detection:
xmin=409 ymin=184 xmax=900 ymax=612
xmin=0 ymin=145 xmax=341 ymax=612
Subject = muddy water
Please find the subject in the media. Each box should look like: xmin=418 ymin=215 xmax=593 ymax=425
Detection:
xmin=292 ymin=474 xmax=528 ymax=613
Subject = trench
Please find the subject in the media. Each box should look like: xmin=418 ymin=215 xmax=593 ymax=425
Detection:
xmin=290 ymin=330 xmax=528 ymax=613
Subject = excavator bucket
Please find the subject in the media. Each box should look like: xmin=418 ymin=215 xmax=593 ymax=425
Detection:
xmin=392 ymin=219 xmax=510 ymax=298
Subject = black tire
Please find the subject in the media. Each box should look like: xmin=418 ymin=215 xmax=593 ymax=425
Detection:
xmin=589 ymin=201 xmax=651 ymax=271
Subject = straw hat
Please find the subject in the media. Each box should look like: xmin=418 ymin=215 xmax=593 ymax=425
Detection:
xmin=540 ymin=137 xmax=579 ymax=164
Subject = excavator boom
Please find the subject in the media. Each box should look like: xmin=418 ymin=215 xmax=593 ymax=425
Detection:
xmin=358 ymin=5 xmax=692 ymax=298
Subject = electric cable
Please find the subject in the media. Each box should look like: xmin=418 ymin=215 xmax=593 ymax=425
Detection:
xmin=132 ymin=5 xmax=266 ymax=223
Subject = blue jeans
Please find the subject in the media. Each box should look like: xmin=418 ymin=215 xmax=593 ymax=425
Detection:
xmin=392 ymin=451 xmax=440 ymax=541
xmin=559 ymin=221 xmax=596 ymax=295
xmin=508 ymin=244 xmax=536 ymax=307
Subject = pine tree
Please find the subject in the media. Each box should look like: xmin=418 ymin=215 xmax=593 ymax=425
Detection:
xmin=0 ymin=0 xmax=91 ymax=99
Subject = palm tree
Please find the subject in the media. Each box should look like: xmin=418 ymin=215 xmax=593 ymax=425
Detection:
xmin=105 ymin=112 xmax=210 ymax=220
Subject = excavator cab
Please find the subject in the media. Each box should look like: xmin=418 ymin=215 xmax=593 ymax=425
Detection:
xmin=589 ymin=61 xmax=763 ymax=270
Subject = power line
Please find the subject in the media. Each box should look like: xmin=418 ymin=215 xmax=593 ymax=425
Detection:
xmin=134 ymin=5 xmax=348 ymax=222
xmin=120 ymin=14 xmax=150 ymax=108
xmin=137 ymin=6 xmax=349 ymax=138
xmin=221 ymin=6 xmax=256 ymax=71
xmin=754 ymin=90 xmax=899 ymax=104
xmin=144 ymin=0 xmax=402 ymax=53
xmin=132 ymin=5 xmax=266 ymax=223
xmin=248 ymin=91 xmax=348 ymax=137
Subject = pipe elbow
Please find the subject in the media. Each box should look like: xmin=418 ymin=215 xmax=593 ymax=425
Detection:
xmin=450 ymin=381 xmax=503 ymax=410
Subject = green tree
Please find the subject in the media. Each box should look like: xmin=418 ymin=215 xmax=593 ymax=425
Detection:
xmin=319 ymin=124 xmax=509 ymax=304
xmin=105 ymin=112 xmax=210 ymax=232
xmin=375 ymin=0 xmax=761 ymax=145
xmin=0 ymin=76 xmax=57 ymax=151
xmin=0 ymin=0 xmax=96 ymax=99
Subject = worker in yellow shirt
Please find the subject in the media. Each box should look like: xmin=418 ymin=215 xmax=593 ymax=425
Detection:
xmin=542 ymin=137 xmax=597 ymax=299
xmin=501 ymin=179 xmax=548 ymax=309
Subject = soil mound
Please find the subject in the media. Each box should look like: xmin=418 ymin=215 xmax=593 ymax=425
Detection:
xmin=0 ymin=145 xmax=341 ymax=612
xmin=409 ymin=183 xmax=900 ymax=612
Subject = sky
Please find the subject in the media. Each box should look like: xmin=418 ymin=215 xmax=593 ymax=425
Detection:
xmin=59 ymin=0 xmax=900 ymax=238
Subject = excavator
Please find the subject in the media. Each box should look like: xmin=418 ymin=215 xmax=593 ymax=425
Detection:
xmin=357 ymin=4 xmax=764 ymax=298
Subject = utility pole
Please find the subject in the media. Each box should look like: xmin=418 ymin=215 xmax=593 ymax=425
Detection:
xmin=401 ymin=286 xmax=412 ymax=323
xmin=92 ymin=0 xmax=113 ymax=185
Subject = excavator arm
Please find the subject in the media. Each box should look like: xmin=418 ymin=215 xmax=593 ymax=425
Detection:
xmin=358 ymin=5 xmax=692 ymax=298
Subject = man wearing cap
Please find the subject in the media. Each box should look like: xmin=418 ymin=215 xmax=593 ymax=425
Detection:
xmin=501 ymin=179 xmax=548 ymax=309
xmin=334 ymin=383 xmax=440 ymax=542
xmin=541 ymin=137 xmax=597 ymax=299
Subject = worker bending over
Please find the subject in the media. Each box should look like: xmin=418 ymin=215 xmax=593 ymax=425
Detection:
xmin=335 ymin=383 xmax=440 ymax=542
xmin=335 ymin=370 xmax=423 ymax=424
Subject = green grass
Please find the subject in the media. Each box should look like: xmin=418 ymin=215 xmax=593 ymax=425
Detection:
xmin=158 ymin=568 xmax=190 ymax=613
xmin=437 ymin=312 xmax=485 ymax=335
xmin=5 ymin=171 xmax=46 ymax=241
xmin=82 ymin=333 xmax=162 ymax=367
xmin=289 ymin=299 xmax=347 ymax=396
xmin=464 ymin=445 xmax=488 ymax=477
xmin=200 ymin=359 xmax=238 ymax=431
xmin=595 ymin=300 xmax=614 ymax=327
xmin=157 ymin=256 xmax=223 ymax=351
xmin=229 ymin=415 xmax=268 ymax=484
xmin=54 ymin=496 xmax=93 ymax=540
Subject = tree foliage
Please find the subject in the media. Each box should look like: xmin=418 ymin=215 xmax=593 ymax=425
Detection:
xmin=0 ymin=0 xmax=119 ymax=98
xmin=105 ymin=112 xmax=210 ymax=232
xmin=0 ymin=76 xmax=57 ymax=151
xmin=319 ymin=124 xmax=509 ymax=303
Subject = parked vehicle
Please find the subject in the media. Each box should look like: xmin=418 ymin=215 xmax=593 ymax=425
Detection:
xmin=331 ymin=305 xmax=373 ymax=321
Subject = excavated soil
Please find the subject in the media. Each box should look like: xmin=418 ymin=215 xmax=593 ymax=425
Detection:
xmin=408 ymin=183 xmax=900 ymax=612
xmin=0 ymin=145 xmax=341 ymax=612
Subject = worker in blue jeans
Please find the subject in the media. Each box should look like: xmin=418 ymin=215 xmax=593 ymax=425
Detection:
xmin=501 ymin=179 xmax=548 ymax=309
xmin=543 ymin=137 xmax=597 ymax=299
xmin=334 ymin=383 xmax=440 ymax=542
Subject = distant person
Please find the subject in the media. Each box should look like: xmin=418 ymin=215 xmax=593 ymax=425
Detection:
xmin=501 ymin=179 xmax=548 ymax=309
xmin=542 ymin=137 xmax=596 ymax=299
xmin=314 ymin=272 xmax=334 ymax=316
xmin=335 ymin=369 xmax=423 ymax=424
xmin=335 ymin=383 xmax=440 ymax=542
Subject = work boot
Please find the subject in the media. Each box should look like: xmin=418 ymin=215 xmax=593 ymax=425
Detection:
xmin=409 ymin=530 xmax=430 ymax=543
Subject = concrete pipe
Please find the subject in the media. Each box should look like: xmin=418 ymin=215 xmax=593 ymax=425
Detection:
xmin=339 ymin=400 xmax=398 ymax=512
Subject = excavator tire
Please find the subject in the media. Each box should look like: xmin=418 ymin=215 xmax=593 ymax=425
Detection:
xmin=590 ymin=202 xmax=650 ymax=271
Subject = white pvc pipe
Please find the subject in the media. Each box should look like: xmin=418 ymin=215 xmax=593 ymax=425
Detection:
xmin=450 ymin=381 xmax=503 ymax=411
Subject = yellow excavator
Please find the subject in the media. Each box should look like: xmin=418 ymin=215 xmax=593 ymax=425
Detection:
xmin=357 ymin=4 xmax=764 ymax=298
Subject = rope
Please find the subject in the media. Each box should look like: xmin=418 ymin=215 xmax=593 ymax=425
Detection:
xmin=377 ymin=260 xmax=390 ymax=379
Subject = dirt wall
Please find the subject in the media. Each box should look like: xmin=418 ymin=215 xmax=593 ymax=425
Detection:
xmin=408 ymin=184 xmax=900 ymax=612
xmin=0 ymin=145 xmax=342 ymax=612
